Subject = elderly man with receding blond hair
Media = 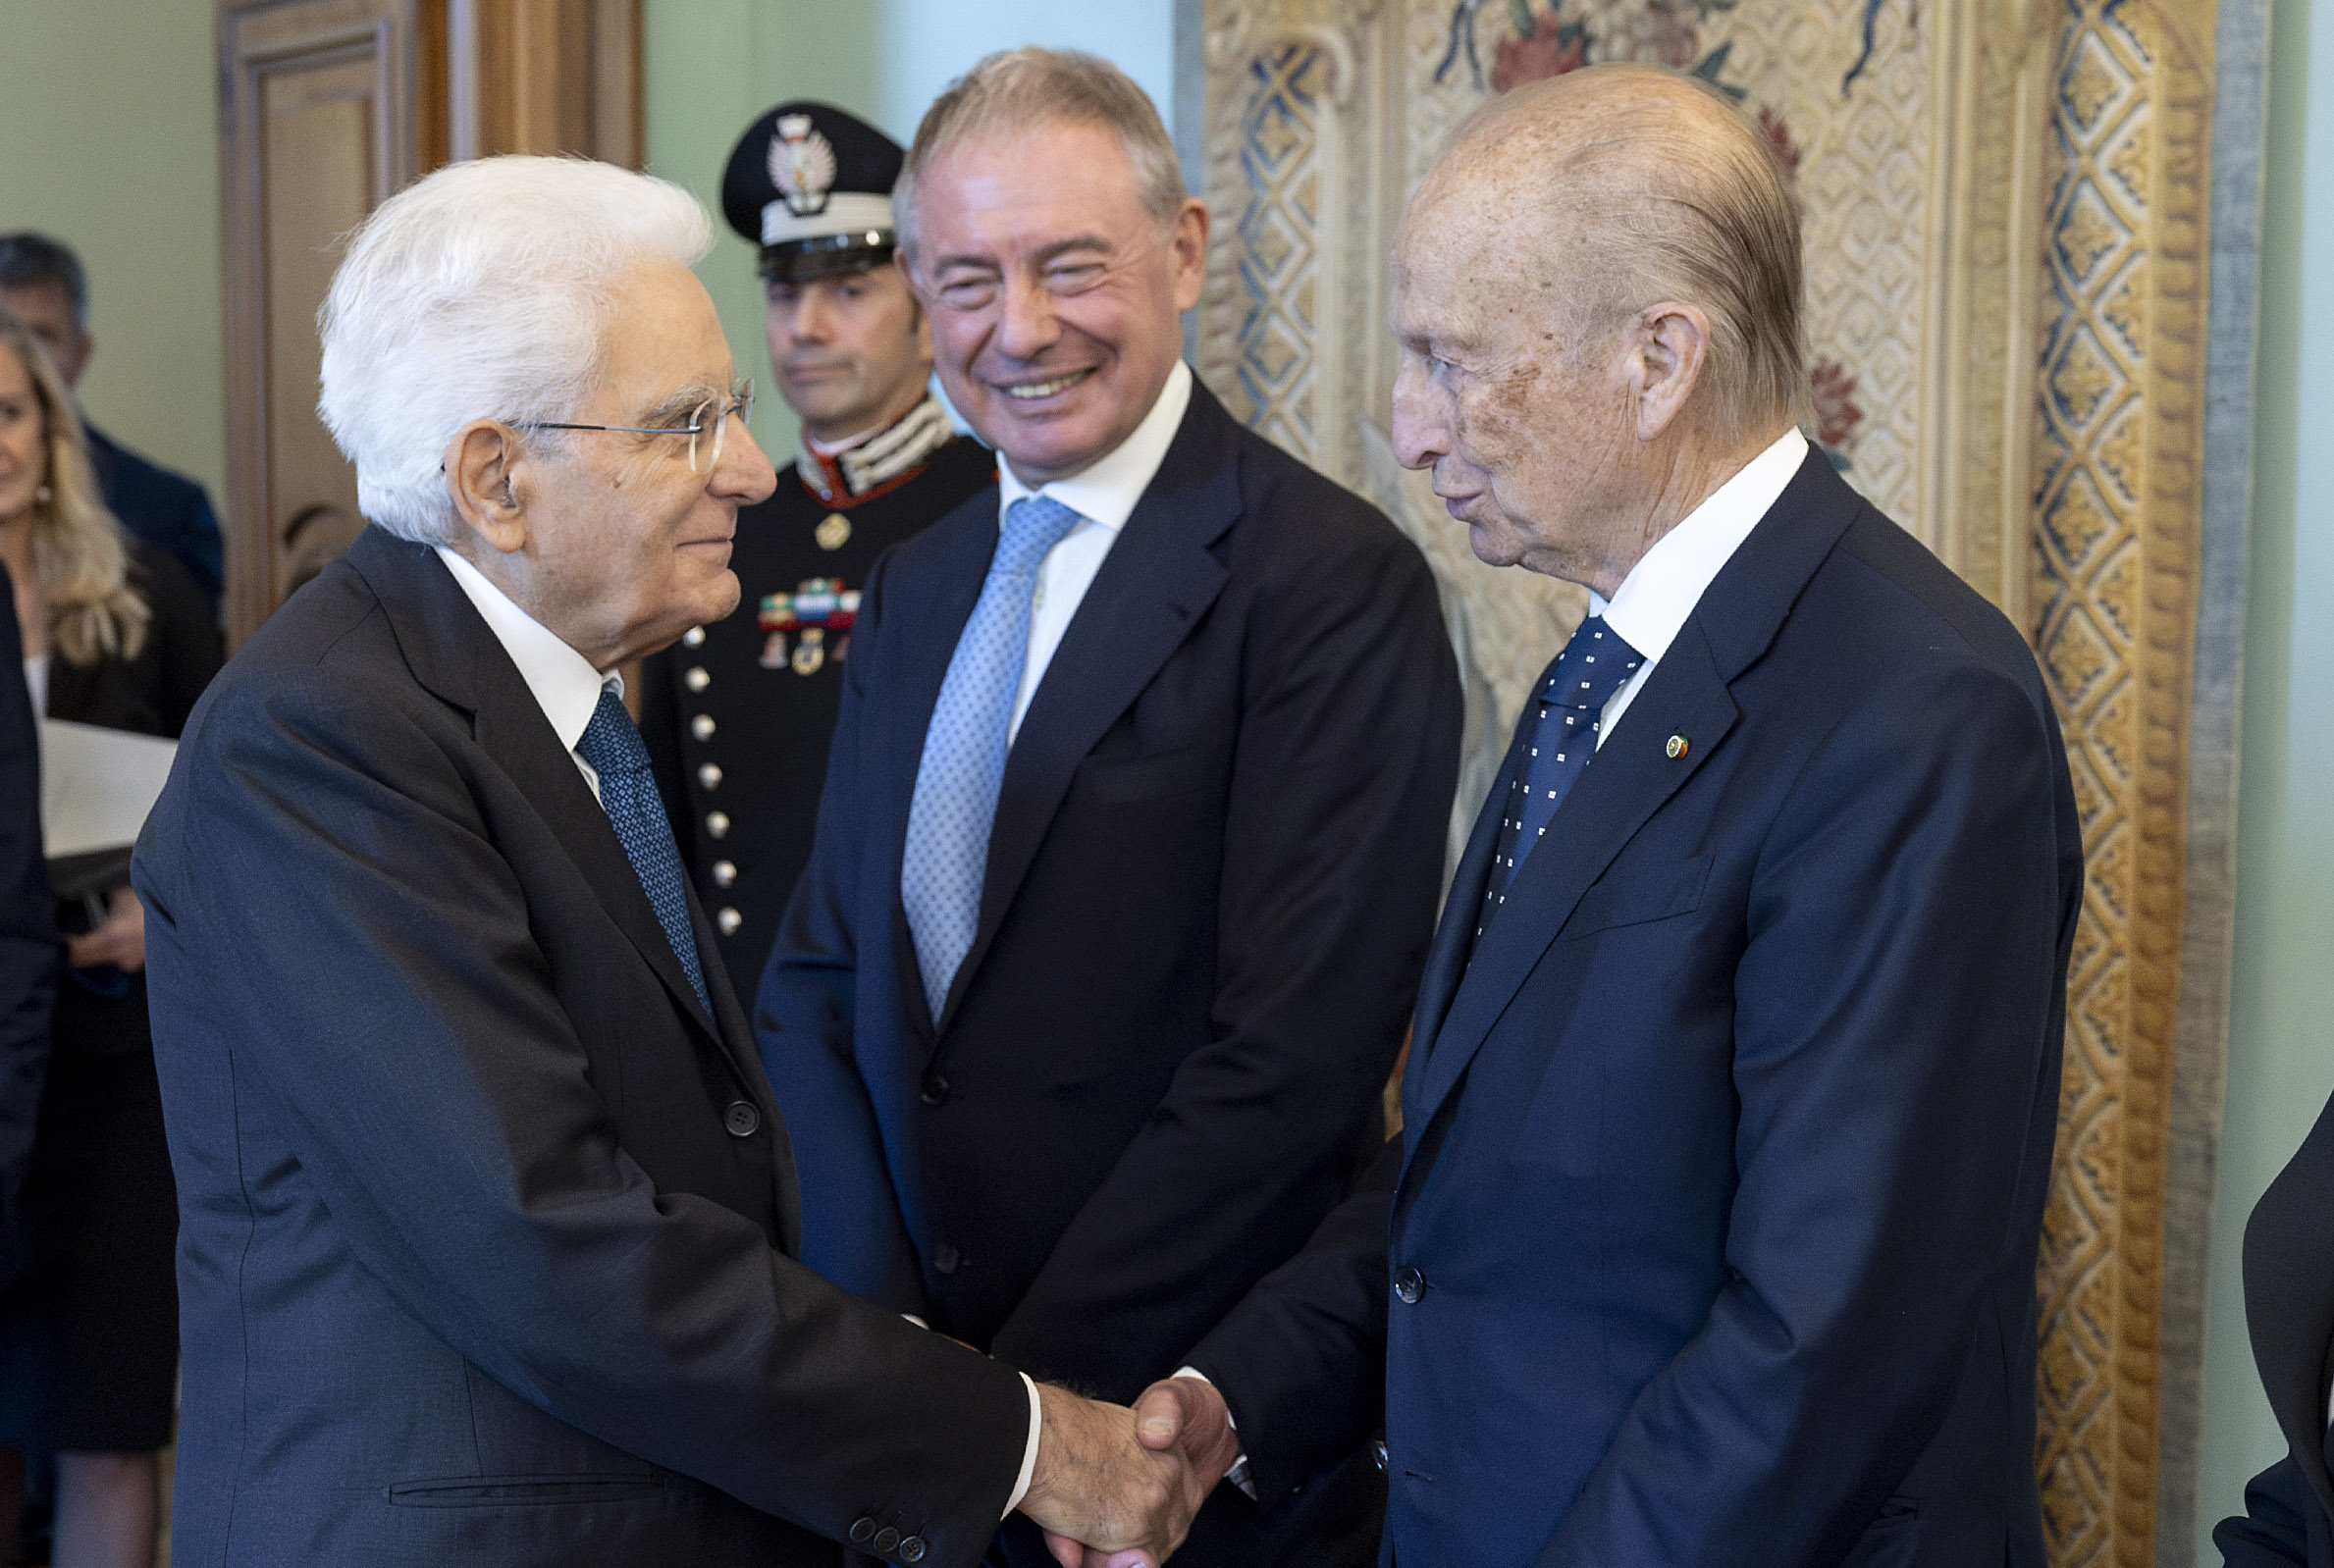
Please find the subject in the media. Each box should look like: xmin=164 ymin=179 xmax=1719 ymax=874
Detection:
xmin=1114 ymin=62 xmax=2084 ymax=1568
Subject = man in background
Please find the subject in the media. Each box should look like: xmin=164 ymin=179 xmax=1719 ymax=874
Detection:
xmin=758 ymin=48 xmax=1459 ymax=1565
xmin=0 ymin=233 xmax=224 ymax=606
xmin=644 ymin=102 xmax=993 ymax=1001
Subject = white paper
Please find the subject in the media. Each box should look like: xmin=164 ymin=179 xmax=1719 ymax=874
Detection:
xmin=38 ymin=718 xmax=178 ymax=858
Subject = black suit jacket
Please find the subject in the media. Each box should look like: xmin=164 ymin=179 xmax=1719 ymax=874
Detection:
xmin=759 ymin=381 xmax=1459 ymax=1559
xmin=2216 ymin=1086 xmax=2334 ymax=1565
xmin=1191 ymin=452 xmax=2081 ymax=1568
xmin=0 ymin=563 xmax=53 ymax=1247
xmin=133 ymin=528 xmax=1030 ymax=1568
xmin=85 ymin=423 xmax=225 ymax=604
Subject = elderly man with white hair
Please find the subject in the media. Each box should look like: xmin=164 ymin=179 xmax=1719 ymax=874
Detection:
xmin=131 ymin=157 xmax=1207 ymax=1568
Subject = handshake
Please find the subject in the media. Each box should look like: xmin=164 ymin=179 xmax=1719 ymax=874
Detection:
xmin=1017 ymin=1376 xmax=1245 ymax=1567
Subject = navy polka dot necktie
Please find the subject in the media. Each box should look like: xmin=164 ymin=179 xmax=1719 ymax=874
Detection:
xmin=1479 ymin=615 xmax=1644 ymax=931
xmin=575 ymin=683 xmax=712 ymax=1017
xmin=901 ymin=495 xmax=1087 ymax=1018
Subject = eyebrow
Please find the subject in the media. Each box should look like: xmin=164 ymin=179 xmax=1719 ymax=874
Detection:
xmin=636 ymin=381 xmax=723 ymax=427
xmin=928 ymin=234 xmax=1116 ymax=275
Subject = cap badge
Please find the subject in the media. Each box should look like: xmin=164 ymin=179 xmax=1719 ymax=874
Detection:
xmin=769 ymin=114 xmax=838 ymax=218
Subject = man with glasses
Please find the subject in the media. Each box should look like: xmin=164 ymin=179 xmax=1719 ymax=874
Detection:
xmin=641 ymin=103 xmax=994 ymax=1003
xmin=131 ymin=156 xmax=1211 ymax=1568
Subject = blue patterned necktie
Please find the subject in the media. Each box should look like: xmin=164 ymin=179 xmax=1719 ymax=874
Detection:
xmin=902 ymin=495 xmax=1086 ymax=1018
xmin=575 ymin=684 xmax=712 ymax=1016
xmin=1478 ymin=615 xmax=1644 ymax=930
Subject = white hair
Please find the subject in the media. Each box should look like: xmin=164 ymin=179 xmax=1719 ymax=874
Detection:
xmin=318 ymin=156 xmax=714 ymax=545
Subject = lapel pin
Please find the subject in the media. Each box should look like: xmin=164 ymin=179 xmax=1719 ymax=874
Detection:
xmin=1666 ymin=734 xmax=1689 ymax=759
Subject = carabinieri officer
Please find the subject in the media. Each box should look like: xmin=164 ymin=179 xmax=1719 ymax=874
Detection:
xmin=642 ymin=102 xmax=994 ymax=1001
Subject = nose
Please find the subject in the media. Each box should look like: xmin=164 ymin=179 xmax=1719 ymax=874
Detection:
xmin=1390 ymin=359 xmax=1449 ymax=472
xmin=713 ymin=418 xmax=778 ymax=505
xmin=994 ymin=269 xmax=1061 ymax=363
xmin=787 ymin=290 xmax=834 ymax=346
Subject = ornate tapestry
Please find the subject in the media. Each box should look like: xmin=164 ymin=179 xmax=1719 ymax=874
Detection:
xmin=1176 ymin=0 xmax=2268 ymax=1558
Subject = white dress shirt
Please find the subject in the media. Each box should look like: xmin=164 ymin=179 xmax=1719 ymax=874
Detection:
xmin=435 ymin=545 xmax=1048 ymax=1511
xmin=1587 ymin=426 xmax=1809 ymax=746
xmin=996 ymin=358 xmax=1193 ymax=741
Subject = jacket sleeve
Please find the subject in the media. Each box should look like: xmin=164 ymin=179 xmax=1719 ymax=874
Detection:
xmin=1537 ymin=655 xmax=2078 ymax=1566
xmin=2213 ymin=1453 xmax=2320 ymax=1567
xmin=756 ymin=550 xmax=931 ymax=1317
xmin=0 ymin=570 xmax=53 ymax=1233
xmin=134 ymin=660 xmax=1029 ymax=1568
xmin=988 ymin=512 xmax=1460 ymax=1400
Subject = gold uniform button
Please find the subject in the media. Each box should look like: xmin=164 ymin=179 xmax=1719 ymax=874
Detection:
xmin=1667 ymin=734 xmax=1689 ymax=759
xmin=713 ymin=860 xmax=737 ymax=888
xmin=697 ymin=762 xmax=723 ymax=790
xmin=690 ymin=713 xmax=716 ymax=741
xmin=716 ymin=907 xmax=743 ymax=935
xmin=681 ymin=626 xmax=706 ymax=648
xmin=684 ymin=666 xmax=711 ymax=692
xmin=816 ymin=512 xmax=852 ymax=551
xmin=706 ymin=810 xmax=730 ymax=839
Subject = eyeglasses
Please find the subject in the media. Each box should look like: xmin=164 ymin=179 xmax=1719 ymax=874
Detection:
xmin=514 ymin=379 xmax=755 ymax=473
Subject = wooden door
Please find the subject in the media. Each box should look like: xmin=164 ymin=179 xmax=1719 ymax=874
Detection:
xmin=216 ymin=0 xmax=640 ymax=646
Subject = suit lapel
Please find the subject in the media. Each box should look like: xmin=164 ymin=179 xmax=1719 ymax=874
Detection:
xmin=1408 ymin=708 xmax=1533 ymax=1059
xmin=348 ymin=530 xmax=724 ymax=1048
xmin=927 ymin=391 xmax=1240 ymax=1035
xmin=2243 ymin=1085 xmax=2334 ymax=1525
xmin=1405 ymin=627 xmax=1737 ymax=1144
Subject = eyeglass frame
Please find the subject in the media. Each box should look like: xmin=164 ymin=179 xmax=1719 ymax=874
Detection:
xmin=509 ymin=378 xmax=756 ymax=473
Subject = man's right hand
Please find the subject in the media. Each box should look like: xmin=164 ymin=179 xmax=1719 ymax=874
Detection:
xmin=1018 ymin=1383 xmax=1215 ymax=1567
xmin=1030 ymin=1376 xmax=1244 ymax=1568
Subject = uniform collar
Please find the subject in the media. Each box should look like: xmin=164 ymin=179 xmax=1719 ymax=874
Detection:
xmin=996 ymin=359 xmax=1193 ymax=535
xmin=795 ymin=392 xmax=957 ymax=504
xmin=1590 ymin=426 xmax=1809 ymax=664
xmin=433 ymin=545 xmax=614 ymax=751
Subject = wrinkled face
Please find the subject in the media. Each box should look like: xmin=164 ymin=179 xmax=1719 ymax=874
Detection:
xmin=764 ymin=265 xmax=933 ymax=442
xmin=519 ymin=256 xmax=777 ymax=661
xmin=1388 ymin=186 xmax=1634 ymax=585
xmin=0 ymin=344 xmax=49 ymax=525
xmin=906 ymin=122 xmax=1205 ymax=485
xmin=0 ymin=284 xmax=90 ymax=388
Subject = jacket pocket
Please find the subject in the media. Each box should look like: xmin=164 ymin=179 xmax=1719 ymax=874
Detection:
xmin=387 ymin=1474 xmax=666 ymax=1509
xmin=1556 ymin=852 xmax=1712 ymax=943
xmin=1073 ymin=743 xmax=1225 ymax=805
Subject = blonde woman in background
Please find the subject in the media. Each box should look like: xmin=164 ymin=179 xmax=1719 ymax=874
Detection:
xmin=0 ymin=313 xmax=218 ymax=1568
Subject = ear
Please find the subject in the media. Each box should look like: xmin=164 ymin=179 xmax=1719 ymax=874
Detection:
xmin=64 ymin=331 xmax=93 ymax=387
xmin=1169 ymin=198 xmax=1210 ymax=315
xmin=1626 ymin=301 xmax=1712 ymax=444
xmin=895 ymin=247 xmax=931 ymax=311
xmin=444 ymin=419 xmax=530 ymax=555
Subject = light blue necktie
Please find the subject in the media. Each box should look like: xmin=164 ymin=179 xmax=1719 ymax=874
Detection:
xmin=575 ymin=683 xmax=713 ymax=1016
xmin=902 ymin=496 xmax=1085 ymax=1017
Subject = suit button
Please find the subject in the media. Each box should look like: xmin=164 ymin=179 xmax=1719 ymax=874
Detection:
xmin=932 ymin=1242 xmax=961 ymax=1276
xmin=723 ymin=1101 xmax=760 ymax=1137
xmin=713 ymin=860 xmax=737 ymax=888
xmin=705 ymin=810 xmax=730 ymax=840
xmin=872 ymin=1527 xmax=901 ymax=1555
xmin=1394 ymin=1265 xmax=1425 ymax=1304
xmin=848 ymin=1516 xmax=876 ymax=1545
xmin=920 ymin=1072 xmax=949 ymax=1107
xmin=898 ymin=1536 xmax=928 ymax=1563
xmin=697 ymin=762 xmax=723 ymax=789
xmin=684 ymin=665 xmax=711 ymax=692
xmin=691 ymin=713 xmax=716 ymax=741
xmin=682 ymin=626 xmax=706 ymax=649
xmin=717 ymin=907 xmax=742 ymax=935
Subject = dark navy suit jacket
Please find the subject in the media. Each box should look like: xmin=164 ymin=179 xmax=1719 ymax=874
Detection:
xmin=86 ymin=423 xmax=224 ymax=603
xmin=1193 ymin=451 xmax=2083 ymax=1568
xmin=2215 ymin=1084 xmax=2334 ymax=1566
xmin=133 ymin=530 xmax=1030 ymax=1568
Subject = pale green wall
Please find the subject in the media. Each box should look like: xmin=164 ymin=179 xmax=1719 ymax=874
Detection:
xmin=0 ymin=0 xmax=227 ymax=502
xmin=2197 ymin=0 xmax=2334 ymax=1553
xmin=640 ymin=0 xmax=1174 ymax=461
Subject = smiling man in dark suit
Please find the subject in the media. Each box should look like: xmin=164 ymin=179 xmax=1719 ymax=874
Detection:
xmin=757 ymin=47 xmax=1459 ymax=1567
xmin=130 ymin=154 xmax=1211 ymax=1568
xmin=1118 ymin=62 xmax=2085 ymax=1568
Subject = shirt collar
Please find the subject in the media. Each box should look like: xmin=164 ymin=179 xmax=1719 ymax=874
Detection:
xmin=1590 ymin=426 xmax=1809 ymax=664
xmin=996 ymin=359 xmax=1193 ymax=534
xmin=434 ymin=545 xmax=614 ymax=752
